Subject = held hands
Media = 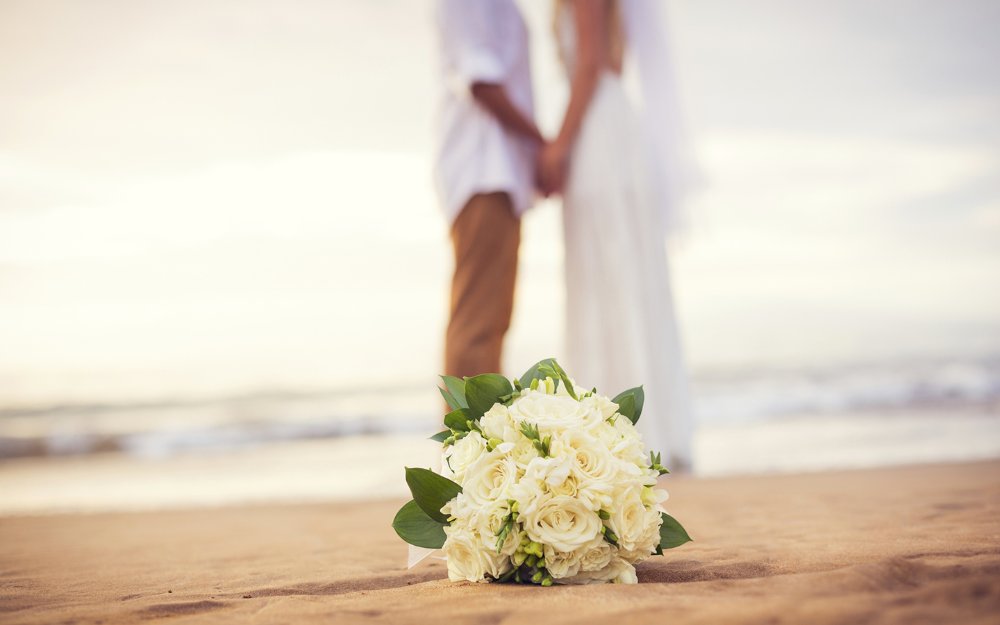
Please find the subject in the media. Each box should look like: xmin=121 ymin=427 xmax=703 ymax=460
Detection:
xmin=536 ymin=139 xmax=571 ymax=198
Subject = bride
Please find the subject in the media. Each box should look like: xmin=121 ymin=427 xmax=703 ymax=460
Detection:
xmin=538 ymin=0 xmax=693 ymax=470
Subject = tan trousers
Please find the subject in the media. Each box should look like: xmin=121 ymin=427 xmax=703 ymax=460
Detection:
xmin=445 ymin=192 xmax=520 ymax=379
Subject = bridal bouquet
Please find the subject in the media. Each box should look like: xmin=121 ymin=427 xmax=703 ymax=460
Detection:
xmin=393 ymin=358 xmax=691 ymax=585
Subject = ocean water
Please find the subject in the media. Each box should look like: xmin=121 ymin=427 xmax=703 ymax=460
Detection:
xmin=1 ymin=401 xmax=997 ymax=515
xmin=1 ymin=356 xmax=997 ymax=463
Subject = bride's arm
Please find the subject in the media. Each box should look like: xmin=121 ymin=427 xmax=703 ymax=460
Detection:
xmin=539 ymin=0 xmax=606 ymax=193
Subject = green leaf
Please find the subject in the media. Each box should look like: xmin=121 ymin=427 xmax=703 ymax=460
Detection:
xmin=464 ymin=373 xmax=513 ymax=418
xmin=612 ymin=386 xmax=645 ymax=424
xmin=439 ymin=386 xmax=462 ymax=411
xmin=429 ymin=430 xmax=450 ymax=443
xmin=405 ymin=467 xmax=463 ymax=524
xmin=548 ymin=360 xmax=577 ymax=400
xmin=518 ymin=358 xmax=558 ymax=389
xmin=518 ymin=358 xmax=576 ymax=399
xmin=440 ymin=375 xmax=468 ymax=409
xmin=659 ymin=512 xmax=692 ymax=550
xmin=616 ymin=394 xmax=635 ymax=421
xmin=392 ymin=500 xmax=446 ymax=549
xmin=444 ymin=408 xmax=472 ymax=431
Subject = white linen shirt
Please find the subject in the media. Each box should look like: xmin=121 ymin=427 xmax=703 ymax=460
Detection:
xmin=434 ymin=0 xmax=537 ymax=224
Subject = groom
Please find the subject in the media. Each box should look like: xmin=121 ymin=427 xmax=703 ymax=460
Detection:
xmin=434 ymin=0 xmax=545 ymax=379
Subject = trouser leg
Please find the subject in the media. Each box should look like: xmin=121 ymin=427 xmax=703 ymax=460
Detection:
xmin=444 ymin=192 xmax=520 ymax=379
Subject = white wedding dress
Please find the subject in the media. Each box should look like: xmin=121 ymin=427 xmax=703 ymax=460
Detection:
xmin=556 ymin=4 xmax=692 ymax=469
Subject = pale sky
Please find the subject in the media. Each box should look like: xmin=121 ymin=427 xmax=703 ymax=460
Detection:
xmin=1 ymin=0 xmax=999 ymax=408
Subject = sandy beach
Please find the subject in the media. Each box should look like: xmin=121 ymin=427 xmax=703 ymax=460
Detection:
xmin=1 ymin=460 xmax=998 ymax=624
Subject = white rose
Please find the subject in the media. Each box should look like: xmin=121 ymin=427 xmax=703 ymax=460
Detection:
xmin=550 ymin=429 xmax=618 ymax=510
xmin=520 ymin=495 xmax=603 ymax=552
xmin=549 ymin=472 xmax=581 ymax=498
xmin=608 ymin=485 xmax=661 ymax=553
xmin=473 ymin=499 xmax=520 ymax=556
xmin=576 ymin=535 xmax=614 ymax=572
xmin=542 ymin=543 xmax=583 ymax=579
xmin=554 ymin=429 xmax=619 ymax=485
xmin=442 ymin=525 xmax=490 ymax=582
xmin=559 ymin=557 xmax=637 ymax=585
xmin=508 ymin=390 xmax=599 ymax=432
xmin=479 ymin=404 xmax=521 ymax=443
xmin=442 ymin=431 xmax=487 ymax=483
xmin=542 ymin=535 xmax=613 ymax=580
xmin=618 ymin=511 xmax=662 ymax=563
xmin=462 ymin=451 xmax=518 ymax=505
xmin=611 ymin=559 xmax=639 ymax=584
xmin=443 ymin=525 xmax=512 ymax=582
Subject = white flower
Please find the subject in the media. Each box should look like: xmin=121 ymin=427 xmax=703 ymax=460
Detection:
xmin=555 ymin=428 xmax=619 ymax=485
xmin=509 ymin=472 xmax=548 ymax=519
xmin=548 ymin=472 xmax=581 ymax=498
xmin=440 ymin=491 xmax=475 ymax=524
xmin=426 ymin=368 xmax=683 ymax=586
xmin=480 ymin=403 xmax=521 ymax=443
xmin=559 ymin=557 xmax=637 ymax=585
xmin=508 ymin=389 xmax=601 ymax=433
xmin=473 ymin=499 xmax=520 ymax=556
xmin=520 ymin=495 xmax=603 ymax=552
xmin=608 ymin=485 xmax=662 ymax=555
xmin=442 ymin=524 xmax=511 ymax=583
xmin=462 ymin=451 xmax=518 ymax=505
xmin=509 ymin=455 xmax=577 ymax=544
xmin=441 ymin=431 xmax=487 ymax=483
xmin=641 ymin=486 xmax=669 ymax=509
xmin=610 ymin=417 xmax=648 ymax=466
xmin=542 ymin=543 xmax=583 ymax=579
xmin=550 ymin=429 xmax=618 ymax=510
xmin=522 ymin=454 xmax=572 ymax=489
xmin=542 ymin=534 xmax=614 ymax=580
xmin=593 ymin=420 xmax=624 ymax=451
xmin=577 ymin=535 xmax=615 ymax=572
xmin=581 ymin=393 xmax=619 ymax=422
xmin=610 ymin=558 xmax=639 ymax=584
xmin=506 ymin=434 xmax=540 ymax=470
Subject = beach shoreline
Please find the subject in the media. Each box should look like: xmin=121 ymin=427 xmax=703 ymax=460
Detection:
xmin=2 ymin=460 xmax=998 ymax=624
xmin=2 ymin=402 xmax=998 ymax=517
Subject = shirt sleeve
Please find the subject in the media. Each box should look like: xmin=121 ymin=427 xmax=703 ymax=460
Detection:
xmin=438 ymin=0 xmax=506 ymax=87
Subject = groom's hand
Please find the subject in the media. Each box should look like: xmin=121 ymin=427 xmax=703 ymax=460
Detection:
xmin=471 ymin=82 xmax=545 ymax=145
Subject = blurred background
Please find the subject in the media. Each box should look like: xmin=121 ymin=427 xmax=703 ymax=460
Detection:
xmin=2 ymin=0 xmax=999 ymax=513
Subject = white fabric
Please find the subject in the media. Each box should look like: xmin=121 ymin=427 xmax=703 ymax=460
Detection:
xmin=619 ymin=0 xmax=699 ymax=232
xmin=433 ymin=0 xmax=537 ymax=224
xmin=407 ymin=545 xmax=439 ymax=569
xmin=556 ymin=4 xmax=693 ymax=468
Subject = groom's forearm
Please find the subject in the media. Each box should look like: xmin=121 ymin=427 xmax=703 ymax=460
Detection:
xmin=470 ymin=82 xmax=544 ymax=144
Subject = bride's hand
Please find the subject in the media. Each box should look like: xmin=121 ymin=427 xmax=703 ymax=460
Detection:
xmin=537 ymin=140 xmax=570 ymax=196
